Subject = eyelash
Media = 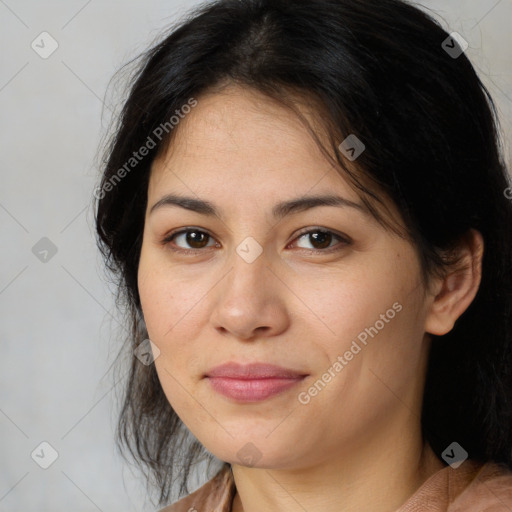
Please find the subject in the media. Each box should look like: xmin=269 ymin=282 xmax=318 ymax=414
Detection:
xmin=161 ymin=227 xmax=351 ymax=255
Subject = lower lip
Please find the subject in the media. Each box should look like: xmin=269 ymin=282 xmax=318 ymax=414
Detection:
xmin=206 ymin=376 xmax=306 ymax=402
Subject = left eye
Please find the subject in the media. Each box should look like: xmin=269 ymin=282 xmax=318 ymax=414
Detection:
xmin=290 ymin=229 xmax=350 ymax=252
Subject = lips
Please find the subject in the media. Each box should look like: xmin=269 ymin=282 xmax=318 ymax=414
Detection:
xmin=204 ymin=362 xmax=308 ymax=402
xmin=205 ymin=362 xmax=307 ymax=379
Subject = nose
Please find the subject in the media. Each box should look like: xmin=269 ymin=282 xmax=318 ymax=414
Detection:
xmin=210 ymin=246 xmax=290 ymax=341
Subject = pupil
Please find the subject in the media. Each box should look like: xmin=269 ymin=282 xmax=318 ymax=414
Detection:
xmin=187 ymin=231 xmax=207 ymax=248
xmin=311 ymin=231 xmax=331 ymax=249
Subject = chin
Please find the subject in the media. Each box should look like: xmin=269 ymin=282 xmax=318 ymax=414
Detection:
xmin=204 ymin=439 xmax=301 ymax=470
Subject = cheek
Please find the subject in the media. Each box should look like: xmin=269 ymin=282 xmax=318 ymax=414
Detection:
xmin=137 ymin=264 xmax=170 ymax=341
xmin=137 ymin=250 xmax=209 ymax=396
xmin=309 ymin=267 xmax=406 ymax=352
xmin=137 ymin=251 xmax=203 ymax=342
xmin=306 ymin=257 xmax=425 ymax=404
xmin=138 ymin=260 xmax=204 ymax=418
xmin=297 ymin=276 xmax=424 ymax=428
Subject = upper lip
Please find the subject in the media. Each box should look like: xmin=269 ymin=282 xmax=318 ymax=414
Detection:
xmin=205 ymin=362 xmax=308 ymax=379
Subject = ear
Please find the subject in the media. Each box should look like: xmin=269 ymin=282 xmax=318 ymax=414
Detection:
xmin=424 ymin=229 xmax=484 ymax=336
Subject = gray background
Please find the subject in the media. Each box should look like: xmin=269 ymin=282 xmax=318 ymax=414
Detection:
xmin=1 ymin=1 xmax=511 ymax=511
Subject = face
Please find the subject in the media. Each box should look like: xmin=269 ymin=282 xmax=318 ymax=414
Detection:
xmin=137 ymin=84 xmax=435 ymax=470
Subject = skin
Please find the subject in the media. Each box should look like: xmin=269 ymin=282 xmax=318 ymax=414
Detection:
xmin=137 ymin=84 xmax=484 ymax=512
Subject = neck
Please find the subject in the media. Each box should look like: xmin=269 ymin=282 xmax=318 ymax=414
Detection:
xmin=231 ymin=419 xmax=444 ymax=512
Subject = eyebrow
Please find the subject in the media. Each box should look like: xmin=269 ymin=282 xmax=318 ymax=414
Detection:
xmin=149 ymin=193 xmax=369 ymax=220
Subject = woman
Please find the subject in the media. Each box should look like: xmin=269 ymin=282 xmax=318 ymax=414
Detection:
xmin=94 ymin=0 xmax=512 ymax=510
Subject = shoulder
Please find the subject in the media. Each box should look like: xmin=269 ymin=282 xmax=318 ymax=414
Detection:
xmin=451 ymin=461 xmax=512 ymax=511
xmin=157 ymin=464 xmax=236 ymax=512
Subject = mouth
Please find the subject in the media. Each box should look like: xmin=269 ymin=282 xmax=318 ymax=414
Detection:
xmin=204 ymin=362 xmax=308 ymax=402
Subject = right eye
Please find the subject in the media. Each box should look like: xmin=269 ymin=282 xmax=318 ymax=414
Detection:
xmin=162 ymin=228 xmax=219 ymax=254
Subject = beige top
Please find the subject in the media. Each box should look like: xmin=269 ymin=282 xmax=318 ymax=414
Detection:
xmin=159 ymin=459 xmax=512 ymax=511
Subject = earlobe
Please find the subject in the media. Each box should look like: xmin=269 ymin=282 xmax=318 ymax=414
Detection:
xmin=424 ymin=229 xmax=484 ymax=336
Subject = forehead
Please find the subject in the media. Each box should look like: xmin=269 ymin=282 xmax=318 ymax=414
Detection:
xmin=148 ymin=85 xmax=357 ymax=201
